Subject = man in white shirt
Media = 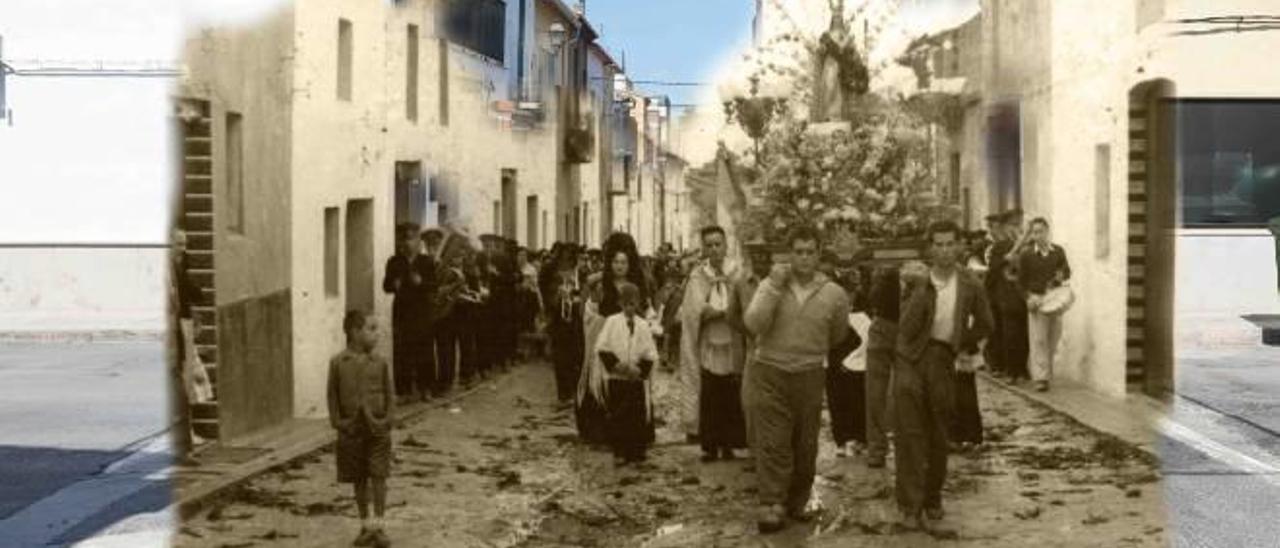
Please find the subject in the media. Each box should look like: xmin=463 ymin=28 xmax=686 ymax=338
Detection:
xmin=893 ymin=221 xmax=993 ymax=530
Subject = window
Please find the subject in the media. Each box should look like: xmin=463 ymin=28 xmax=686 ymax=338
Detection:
xmin=1096 ymin=144 xmax=1111 ymax=258
xmin=1177 ymin=100 xmax=1280 ymax=227
xmin=948 ymin=153 xmax=960 ymax=204
xmin=338 ymin=19 xmax=353 ymax=101
xmin=346 ymin=200 xmax=374 ymax=313
xmin=225 ymin=111 xmax=244 ymax=234
xmin=439 ymin=39 xmax=450 ymax=126
xmin=324 ymin=207 xmax=339 ymax=297
xmin=443 ymin=0 xmax=505 ymax=62
xmin=407 ymin=25 xmax=419 ymax=121
xmin=526 ymin=196 xmax=538 ymax=248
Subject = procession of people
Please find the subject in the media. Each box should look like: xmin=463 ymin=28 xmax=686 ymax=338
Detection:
xmin=350 ymin=206 xmax=1073 ymax=543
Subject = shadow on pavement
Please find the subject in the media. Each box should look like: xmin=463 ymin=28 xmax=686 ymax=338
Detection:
xmin=0 ymin=445 xmax=128 ymax=519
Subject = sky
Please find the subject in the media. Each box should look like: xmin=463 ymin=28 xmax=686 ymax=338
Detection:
xmin=585 ymin=0 xmax=978 ymax=110
xmin=585 ymin=0 xmax=757 ymax=112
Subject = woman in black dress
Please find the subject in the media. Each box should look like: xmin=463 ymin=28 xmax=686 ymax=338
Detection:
xmin=578 ymin=232 xmax=653 ymax=447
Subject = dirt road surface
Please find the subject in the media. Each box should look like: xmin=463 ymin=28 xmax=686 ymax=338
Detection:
xmin=175 ymin=359 xmax=1167 ymax=548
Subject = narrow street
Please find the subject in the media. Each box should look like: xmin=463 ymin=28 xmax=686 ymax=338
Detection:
xmin=0 ymin=340 xmax=172 ymax=546
xmin=175 ymin=357 xmax=1167 ymax=548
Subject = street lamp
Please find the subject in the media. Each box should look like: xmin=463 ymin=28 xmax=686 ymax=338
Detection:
xmin=549 ymin=23 xmax=567 ymax=51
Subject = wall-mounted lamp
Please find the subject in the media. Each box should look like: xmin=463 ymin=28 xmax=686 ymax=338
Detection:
xmin=549 ymin=23 xmax=568 ymax=51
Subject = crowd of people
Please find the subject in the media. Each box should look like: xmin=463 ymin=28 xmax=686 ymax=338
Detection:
xmin=325 ymin=210 xmax=1072 ymax=544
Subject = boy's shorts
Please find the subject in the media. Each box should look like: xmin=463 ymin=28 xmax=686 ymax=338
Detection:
xmin=335 ymin=418 xmax=392 ymax=483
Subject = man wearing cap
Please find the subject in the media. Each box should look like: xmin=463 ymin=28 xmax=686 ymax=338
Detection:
xmin=735 ymin=241 xmax=772 ymax=449
xmin=384 ymin=223 xmax=436 ymax=404
xmin=428 ymin=227 xmax=472 ymax=395
xmin=986 ymin=210 xmax=1026 ymax=382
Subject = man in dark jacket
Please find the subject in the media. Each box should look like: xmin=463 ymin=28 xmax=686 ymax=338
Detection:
xmin=893 ymin=221 xmax=992 ymax=530
xmin=383 ymin=223 xmax=436 ymax=403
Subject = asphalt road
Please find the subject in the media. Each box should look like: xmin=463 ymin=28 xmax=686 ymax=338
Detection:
xmin=0 ymin=341 xmax=171 ymax=545
xmin=1164 ymin=344 xmax=1280 ymax=547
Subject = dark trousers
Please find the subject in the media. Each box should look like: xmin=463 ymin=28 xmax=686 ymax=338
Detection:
xmin=455 ymin=304 xmax=481 ymax=383
xmin=699 ymin=370 xmax=746 ymax=453
xmin=393 ymin=319 xmax=435 ymax=397
xmin=433 ymin=313 xmax=460 ymax=395
xmin=550 ymin=322 xmax=583 ymax=402
xmin=985 ymin=287 xmax=1003 ymax=374
xmin=607 ymin=378 xmax=649 ymax=460
xmin=825 ymin=366 xmax=867 ymax=446
xmin=865 ymin=347 xmax=894 ymax=459
xmin=951 ymin=371 xmax=983 ymax=444
xmin=997 ymin=294 xmax=1030 ymax=381
xmin=170 ymin=360 xmax=193 ymax=457
xmin=743 ymin=362 xmax=825 ymax=511
xmin=476 ymin=305 xmax=498 ymax=377
xmin=893 ymin=342 xmax=956 ymax=515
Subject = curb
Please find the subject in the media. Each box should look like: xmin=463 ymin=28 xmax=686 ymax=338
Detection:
xmin=171 ymin=365 xmax=521 ymax=521
xmin=0 ymin=331 xmax=165 ymax=343
xmin=978 ymin=372 xmax=1161 ymax=462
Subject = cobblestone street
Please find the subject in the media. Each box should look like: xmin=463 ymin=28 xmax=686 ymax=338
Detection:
xmin=174 ymin=358 xmax=1167 ymax=548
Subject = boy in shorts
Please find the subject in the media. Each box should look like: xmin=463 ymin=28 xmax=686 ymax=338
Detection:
xmin=328 ymin=310 xmax=395 ymax=547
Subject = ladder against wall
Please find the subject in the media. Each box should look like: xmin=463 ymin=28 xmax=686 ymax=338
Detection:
xmin=178 ymin=98 xmax=221 ymax=440
xmin=1127 ymin=80 xmax=1176 ymax=398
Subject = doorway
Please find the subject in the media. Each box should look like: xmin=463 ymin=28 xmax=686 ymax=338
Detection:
xmin=987 ymin=101 xmax=1022 ymax=212
xmin=501 ymin=169 xmax=518 ymax=239
xmin=394 ymin=162 xmax=425 ymax=228
xmin=526 ymin=195 xmax=539 ymax=249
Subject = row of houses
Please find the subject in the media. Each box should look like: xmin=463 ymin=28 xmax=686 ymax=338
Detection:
xmin=175 ymin=0 xmax=693 ymax=441
xmin=869 ymin=0 xmax=1280 ymax=400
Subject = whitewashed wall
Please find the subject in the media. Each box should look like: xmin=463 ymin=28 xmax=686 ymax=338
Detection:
xmin=0 ymin=247 xmax=167 ymax=333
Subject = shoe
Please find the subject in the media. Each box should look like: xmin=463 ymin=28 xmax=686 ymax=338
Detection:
xmin=700 ymin=451 xmax=719 ymax=463
xmin=1035 ymin=381 xmax=1049 ymax=392
xmin=352 ymin=527 xmax=375 ymax=547
xmin=924 ymin=506 xmax=945 ymax=521
xmin=720 ymin=448 xmax=736 ymax=460
xmin=175 ymin=455 xmax=202 ymax=468
xmin=835 ymin=445 xmax=849 ymax=458
xmin=787 ymin=506 xmax=819 ymax=523
xmin=895 ymin=511 xmax=926 ymax=532
xmin=372 ymin=528 xmax=392 ymax=548
xmin=756 ymin=505 xmax=786 ymax=534
xmin=866 ymin=455 xmax=886 ymax=468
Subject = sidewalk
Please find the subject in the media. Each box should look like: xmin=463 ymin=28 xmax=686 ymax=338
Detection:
xmin=979 ymin=373 xmax=1164 ymax=459
xmin=171 ymin=372 xmax=506 ymax=520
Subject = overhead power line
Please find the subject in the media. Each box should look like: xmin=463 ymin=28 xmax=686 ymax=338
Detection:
xmin=1 ymin=58 xmax=182 ymax=78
